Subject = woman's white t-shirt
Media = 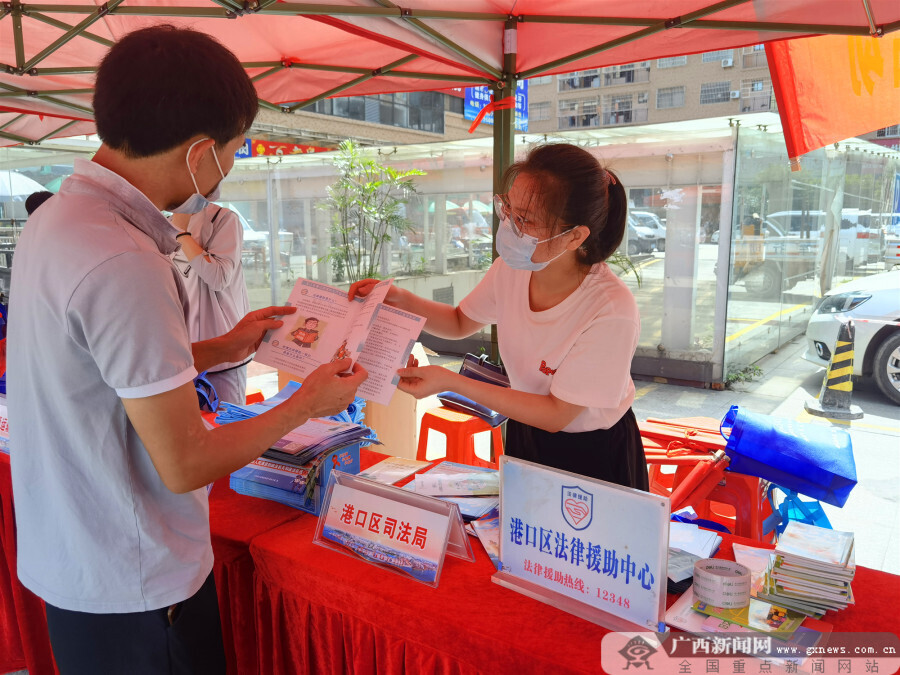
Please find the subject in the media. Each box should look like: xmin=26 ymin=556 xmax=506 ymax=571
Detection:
xmin=459 ymin=259 xmax=639 ymax=433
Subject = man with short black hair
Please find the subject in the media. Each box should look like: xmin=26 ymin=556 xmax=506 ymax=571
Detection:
xmin=7 ymin=25 xmax=367 ymax=673
xmin=24 ymin=190 xmax=53 ymax=215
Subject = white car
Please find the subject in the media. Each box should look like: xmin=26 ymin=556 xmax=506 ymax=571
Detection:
xmin=630 ymin=210 xmax=666 ymax=252
xmin=803 ymin=270 xmax=900 ymax=405
xmin=216 ymin=202 xmax=293 ymax=262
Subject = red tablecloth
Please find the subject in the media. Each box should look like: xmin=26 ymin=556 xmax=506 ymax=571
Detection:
xmin=3 ymin=448 xmax=900 ymax=674
xmin=208 ymin=476 xmax=304 ymax=675
xmin=246 ymin=493 xmax=900 ymax=675
xmin=0 ymin=452 xmax=57 ymax=675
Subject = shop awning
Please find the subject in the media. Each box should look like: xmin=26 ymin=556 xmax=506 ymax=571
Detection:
xmin=0 ymin=0 xmax=898 ymax=154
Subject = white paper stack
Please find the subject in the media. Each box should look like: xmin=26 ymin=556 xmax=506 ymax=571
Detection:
xmin=760 ymin=521 xmax=856 ymax=617
xmin=668 ymin=521 xmax=723 ymax=559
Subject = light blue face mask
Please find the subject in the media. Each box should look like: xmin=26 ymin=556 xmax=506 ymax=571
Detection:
xmin=495 ymin=216 xmax=569 ymax=271
xmin=170 ymin=138 xmax=226 ymax=215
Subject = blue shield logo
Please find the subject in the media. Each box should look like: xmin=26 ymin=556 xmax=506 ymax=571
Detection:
xmin=561 ymin=485 xmax=593 ymax=530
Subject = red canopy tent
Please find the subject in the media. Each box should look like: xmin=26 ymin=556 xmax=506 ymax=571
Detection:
xmin=1 ymin=0 xmax=898 ymax=159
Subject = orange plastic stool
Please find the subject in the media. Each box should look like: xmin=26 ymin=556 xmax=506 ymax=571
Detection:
xmin=694 ymin=473 xmax=772 ymax=542
xmin=416 ymin=406 xmax=504 ymax=469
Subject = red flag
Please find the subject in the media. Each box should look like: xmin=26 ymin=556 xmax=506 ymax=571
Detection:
xmin=767 ymin=34 xmax=900 ymax=169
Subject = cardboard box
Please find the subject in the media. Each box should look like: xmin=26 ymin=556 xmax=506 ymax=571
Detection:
xmin=230 ymin=442 xmax=360 ymax=516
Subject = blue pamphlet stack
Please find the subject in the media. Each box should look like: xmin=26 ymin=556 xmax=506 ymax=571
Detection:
xmin=220 ymin=383 xmax=375 ymax=515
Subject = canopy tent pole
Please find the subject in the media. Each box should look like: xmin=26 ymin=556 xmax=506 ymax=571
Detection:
xmin=490 ymin=16 xmax=517 ymax=364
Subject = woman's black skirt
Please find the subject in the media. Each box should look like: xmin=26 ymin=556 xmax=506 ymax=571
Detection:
xmin=504 ymin=408 xmax=649 ymax=491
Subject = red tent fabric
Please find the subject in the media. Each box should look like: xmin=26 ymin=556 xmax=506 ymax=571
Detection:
xmin=767 ymin=33 xmax=900 ymax=168
xmin=1 ymin=1 xmax=899 ymax=146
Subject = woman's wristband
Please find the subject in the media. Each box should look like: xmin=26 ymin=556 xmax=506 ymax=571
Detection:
xmin=175 ymin=232 xmax=192 ymax=240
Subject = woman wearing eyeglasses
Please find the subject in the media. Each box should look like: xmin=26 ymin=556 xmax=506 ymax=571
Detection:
xmin=349 ymin=143 xmax=647 ymax=490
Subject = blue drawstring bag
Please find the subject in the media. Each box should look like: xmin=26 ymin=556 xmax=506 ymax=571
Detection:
xmin=194 ymin=371 xmax=219 ymax=413
xmin=720 ymin=406 xmax=857 ymax=507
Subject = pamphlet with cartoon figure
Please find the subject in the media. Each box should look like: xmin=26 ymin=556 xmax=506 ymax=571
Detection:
xmin=254 ymin=278 xmax=424 ymax=405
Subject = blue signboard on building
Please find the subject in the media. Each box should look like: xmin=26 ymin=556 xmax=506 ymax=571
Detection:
xmin=234 ymin=138 xmax=252 ymax=159
xmin=464 ymin=80 xmax=528 ymax=132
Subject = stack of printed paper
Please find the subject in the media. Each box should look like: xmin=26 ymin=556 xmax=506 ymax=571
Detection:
xmin=230 ymin=452 xmax=330 ymax=509
xmin=759 ymin=521 xmax=856 ymax=617
xmin=358 ymin=456 xmax=431 ymax=485
xmin=668 ymin=521 xmax=722 ymax=559
xmin=404 ymin=461 xmax=499 ymax=520
xmin=261 ymin=417 xmax=372 ymax=466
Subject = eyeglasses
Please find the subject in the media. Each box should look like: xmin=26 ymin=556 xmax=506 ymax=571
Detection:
xmin=494 ymin=193 xmax=537 ymax=238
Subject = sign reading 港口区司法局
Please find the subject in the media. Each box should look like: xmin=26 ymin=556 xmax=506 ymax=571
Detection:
xmin=495 ymin=457 xmax=670 ymax=632
xmin=315 ymin=477 xmax=457 ymax=587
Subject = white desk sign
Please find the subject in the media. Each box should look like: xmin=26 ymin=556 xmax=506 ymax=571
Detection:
xmin=314 ymin=471 xmax=474 ymax=587
xmin=494 ymin=457 xmax=670 ymax=632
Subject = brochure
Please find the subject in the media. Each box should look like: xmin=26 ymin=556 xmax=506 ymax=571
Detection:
xmin=254 ymin=278 xmax=424 ymax=405
xmin=262 ymin=417 xmax=372 ymax=466
xmin=403 ymin=461 xmax=499 ymax=519
xmin=776 ymin=521 xmax=854 ymax=568
xmin=358 ymin=457 xmax=431 ymax=485
xmin=692 ymin=598 xmax=806 ymax=639
xmin=471 ymin=507 xmax=501 ymax=570
xmin=413 ymin=471 xmax=500 ymax=496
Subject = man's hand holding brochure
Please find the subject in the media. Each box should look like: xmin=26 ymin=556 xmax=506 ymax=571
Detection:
xmin=254 ymin=278 xmax=424 ymax=405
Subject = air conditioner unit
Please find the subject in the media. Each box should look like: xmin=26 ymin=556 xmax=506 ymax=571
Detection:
xmin=730 ymin=90 xmax=741 ymax=99
xmin=721 ymin=58 xmax=734 ymax=68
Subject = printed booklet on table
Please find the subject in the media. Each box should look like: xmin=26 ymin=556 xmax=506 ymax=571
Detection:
xmin=254 ymin=278 xmax=424 ymax=405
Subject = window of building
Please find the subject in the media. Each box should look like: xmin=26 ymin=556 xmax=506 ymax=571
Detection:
xmin=602 ymin=61 xmax=651 ymax=86
xmin=531 ymin=75 xmax=553 ymax=86
xmin=742 ymin=45 xmax=767 ymax=68
xmin=740 ymin=76 xmax=773 ymax=112
xmin=530 ymin=101 xmax=550 ymax=122
xmin=557 ymin=96 xmax=600 ymax=129
xmin=657 ymin=56 xmax=687 ymax=69
xmin=444 ymin=94 xmax=464 ymax=114
xmin=702 ymin=50 xmax=734 ymax=62
xmin=558 ymin=69 xmax=601 ymax=92
xmin=876 ymin=125 xmax=900 ymax=137
xmin=700 ymin=81 xmax=731 ymax=104
xmin=313 ymin=92 xmax=445 ymax=133
xmin=656 ymin=86 xmax=685 ymax=109
xmin=600 ymin=92 xmax=649 ymax=126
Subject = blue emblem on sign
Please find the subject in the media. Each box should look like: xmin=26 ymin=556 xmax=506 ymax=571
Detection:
xmin=561 ymin=485 xmax=593 ymax=530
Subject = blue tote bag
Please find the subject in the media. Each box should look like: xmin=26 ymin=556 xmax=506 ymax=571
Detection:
xmin=719 ymin=406 xmax=857 ymax=507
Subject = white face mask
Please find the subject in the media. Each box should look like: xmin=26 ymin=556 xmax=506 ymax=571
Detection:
xmin=495 ymin=216 xmax=569 ymax=271
xmin=170 ymin=138 xmax=226 ymax=214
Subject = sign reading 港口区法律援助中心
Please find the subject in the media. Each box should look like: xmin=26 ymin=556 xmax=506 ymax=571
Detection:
xmin=495 ymin=457 xmax=670 ymax=632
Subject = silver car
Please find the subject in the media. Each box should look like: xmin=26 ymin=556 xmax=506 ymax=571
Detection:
xmin=803 ymin=270 xmax=900 ymax=405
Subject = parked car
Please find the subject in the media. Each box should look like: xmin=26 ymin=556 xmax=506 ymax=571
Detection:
xmin=630 ymin=210 xmax=666 ymax=252
xmin=766 ymin=209 xmax=884 ymax=271
xmin=218 ymin=203 xmax=293 ymax=267
xmin=719 ymin=219 xmax=818 ymax=297
xmin=624 ymin=218 xmax=657 ymax=256
xmin=803 ymin=269 xmax=900 ymax=405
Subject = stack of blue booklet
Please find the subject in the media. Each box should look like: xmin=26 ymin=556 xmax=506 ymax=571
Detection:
xmin=223 ymin=383 xmax=374 ymax=510
xmin=215 ymin=381 xmax=367 ymax=427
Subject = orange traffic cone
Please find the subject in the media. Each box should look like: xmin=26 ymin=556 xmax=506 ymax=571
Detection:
xmin=805 ymin=319 xmax=863 ymax=420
